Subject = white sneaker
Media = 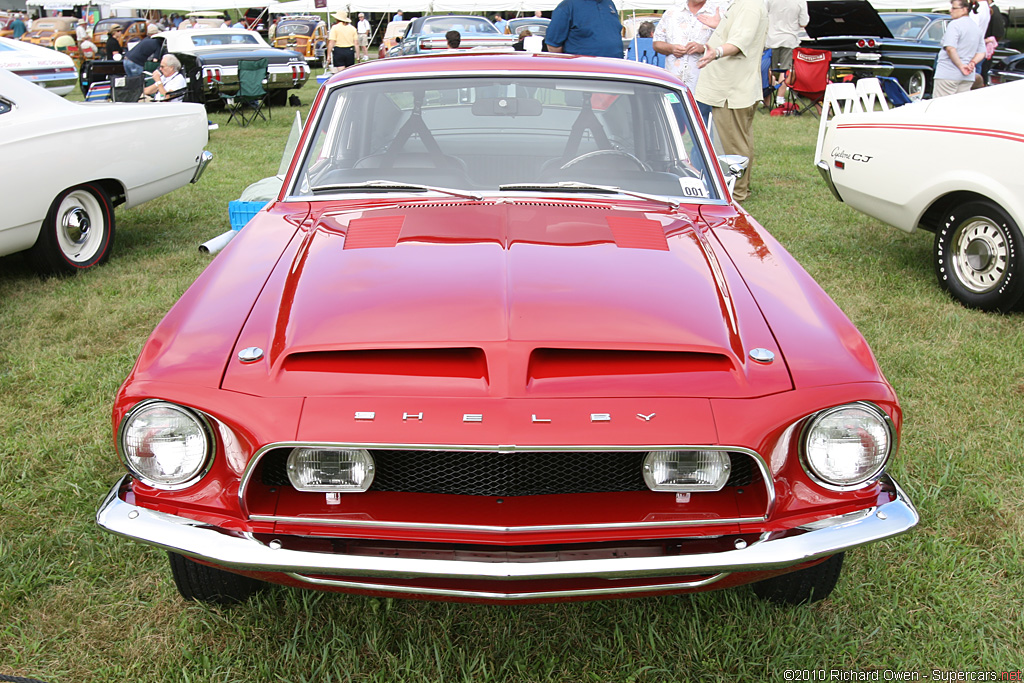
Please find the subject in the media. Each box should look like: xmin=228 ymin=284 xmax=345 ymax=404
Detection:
xmin=208 ymin=122 xmax=219 ymax=131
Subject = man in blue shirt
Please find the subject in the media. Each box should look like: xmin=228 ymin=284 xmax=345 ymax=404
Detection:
xmin=11 ymin=13 xmax=27 ymax=39
xmin=546 ymin=0 xmax=624 ymax=59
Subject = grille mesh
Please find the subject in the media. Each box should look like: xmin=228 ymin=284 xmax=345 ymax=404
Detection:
xmin=259 ymin=449 xmax=759 ymax=496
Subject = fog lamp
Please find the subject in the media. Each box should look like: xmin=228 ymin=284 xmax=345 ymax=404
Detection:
xmin=642 ymin=450 xmax=731 ymax=492
xmin=120 ymin=401 xmax=213 ymax=489
xmin=287 ymin=448 xmax=375 ymax=492
xmin=802 ymin=403 xmax=893 ymax=489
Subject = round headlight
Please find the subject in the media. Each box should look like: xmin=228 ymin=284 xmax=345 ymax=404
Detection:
xmin=802 ymin=403 xmax=893 ymax=489
xmin=287 ymin=448 xmax=375 ymax=492
xmin=120 ymin=401 xmax=213 ymax=489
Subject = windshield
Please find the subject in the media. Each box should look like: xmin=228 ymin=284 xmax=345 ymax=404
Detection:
xmin=190 ymin=32 xmax=262 ymax=47
xmin=292 ymin=75 xmax=718 ymax=202
xmin=278 ymin=21 xmax=315 ymax=36
xmin=421 ymin=17 xmax=498 ymax=34
xmin=880 ymin=13 xmax=928 ymax=39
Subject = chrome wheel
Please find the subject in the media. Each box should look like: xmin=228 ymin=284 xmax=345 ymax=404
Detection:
xmin=951 ymin=217 xmax=1009 ymax=294
xmin=906 ymin=70 xmax=927 ymax=101
xmin=30 ymin=183 xmax=115 ymax=274
xmin=934 ymin=199 xmax=1024 ymax=312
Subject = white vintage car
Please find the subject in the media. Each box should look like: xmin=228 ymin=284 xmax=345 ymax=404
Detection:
xmin=0 ymin=36 xmax=76 ymax=96
xmin=815 ymin=81 xmax=1024 ymax=312
xmin=0 ymin=68 xmax=212 ymax=274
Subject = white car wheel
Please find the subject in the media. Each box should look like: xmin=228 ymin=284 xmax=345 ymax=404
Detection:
xmin=30 ymin=183 xmax=115 ymax=274
xmin=905 ymin=70 xmax=927 ymax=101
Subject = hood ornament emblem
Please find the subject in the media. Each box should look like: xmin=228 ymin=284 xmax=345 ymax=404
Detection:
xmin=238 ymin=347 xmax=264 ymax=363
xmin=748 ymin=348 xmax=775 ymax=364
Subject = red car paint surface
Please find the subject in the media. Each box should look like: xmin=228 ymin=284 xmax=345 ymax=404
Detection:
xmin=99 ymin=53 xmax=916 ymax=606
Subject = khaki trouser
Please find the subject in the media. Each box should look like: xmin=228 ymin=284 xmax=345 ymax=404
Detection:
xmin=711 ymin=103 xmax=757 ymax=202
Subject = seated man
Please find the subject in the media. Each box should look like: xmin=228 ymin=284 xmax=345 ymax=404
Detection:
xmin=144 ymin=54 xmax=187 ymax=101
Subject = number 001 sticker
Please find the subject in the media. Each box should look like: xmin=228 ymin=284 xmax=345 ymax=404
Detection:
xmin=678 ymin=177 xmax=709 ymax=198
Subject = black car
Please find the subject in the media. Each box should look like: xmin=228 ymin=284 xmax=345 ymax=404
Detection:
xmin=989 ymin=51 xmax=1024 ymax=84
xmin=392 ymin=15 xmax=513 ymax=55
xmin=803 ymin=0 xmax=1018 ymax=100
xmin=79 ymin=28 xmax=309 ymax=106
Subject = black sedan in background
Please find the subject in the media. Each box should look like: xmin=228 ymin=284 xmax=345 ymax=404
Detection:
xmin=803 ymin=0 xmax=1018 ymax=100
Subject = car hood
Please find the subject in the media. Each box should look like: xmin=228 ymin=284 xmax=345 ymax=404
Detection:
xmin=220 ymin=201 xmax=794 ymax=400
xmin=806 ymin=0 xmax=893 ymax=39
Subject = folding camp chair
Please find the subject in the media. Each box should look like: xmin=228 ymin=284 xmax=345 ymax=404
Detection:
xmin=221 ymin=58 xmax=270 ymax=126
xmin=786 ymin=47 xmax=832 ymax=116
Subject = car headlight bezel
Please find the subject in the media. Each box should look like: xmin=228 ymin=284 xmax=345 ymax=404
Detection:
xmin=118 ymin=399 xmax=215 ymax=491
xmin=799 ymin=402 xmax=896 ymax=491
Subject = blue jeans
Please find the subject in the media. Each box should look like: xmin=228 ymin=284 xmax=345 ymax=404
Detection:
xmin=123 ymin=59 xmax=144 ymax=78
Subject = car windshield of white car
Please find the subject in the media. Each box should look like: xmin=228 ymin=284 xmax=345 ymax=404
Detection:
xmin=422 ymin=17 xmax=497 ymax=34
xmin=292 ymin=76 xmax=718 ymax=202
xmin=192 ymin=33 xmax=260 ymax=47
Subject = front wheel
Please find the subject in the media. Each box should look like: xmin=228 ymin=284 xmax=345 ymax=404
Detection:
xmin=168 ymin=552 xmax=265 ymax=605
xmin=751 ymin=552 xmax=844 ymax=605
xmin=934 ymin=199 xmax=1024 ymax=312
xmin=29 ymin=183 xmax=115 ymax=274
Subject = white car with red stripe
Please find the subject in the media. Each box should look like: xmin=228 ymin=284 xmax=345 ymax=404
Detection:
xmin=0 ymin=36 xmax=76 ymax=96
xmin=815 ymin=80 xmax=1024 ymax=312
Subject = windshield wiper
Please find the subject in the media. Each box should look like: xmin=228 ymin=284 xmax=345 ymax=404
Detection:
xmin=310 ymin=179 xmax=483 ymax=201
xmin=498 ymin=181 xmax=679 ymax=210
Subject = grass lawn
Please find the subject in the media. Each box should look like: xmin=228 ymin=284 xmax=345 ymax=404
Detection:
xmin=1 ymin=75 xmax=1022 ymax=682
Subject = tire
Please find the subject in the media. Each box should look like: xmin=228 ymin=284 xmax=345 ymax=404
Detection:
xmin=751 ymin=552 xmax=844 ymax=605
xmin=267 ymin=88 xmax=288 ymax=107
xmin=29 ymin=183 xmax=115 ymax=275
xmin=168 ymin=552 xmax=264 ymax=605
xmin=904 ymin=70 xmax=928 ymax=101
xmin=934 ymin=199 xmax=1024 ymax=312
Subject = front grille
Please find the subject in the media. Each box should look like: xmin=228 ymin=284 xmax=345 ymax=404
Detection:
xmin=259 ymin=449 xmax=760 ymax=496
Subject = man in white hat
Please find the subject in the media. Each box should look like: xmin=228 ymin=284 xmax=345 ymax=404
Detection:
xmin=327 ymin=11 xmax=359 ymax=72
xmin=356 ymin=12 xmax=371 ymax=62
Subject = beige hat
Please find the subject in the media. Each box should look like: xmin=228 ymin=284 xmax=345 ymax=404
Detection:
xmin=147 ymin=23 xmax=159 ymax=35
xmin=333 ymin=11 xmax=350 ymax=22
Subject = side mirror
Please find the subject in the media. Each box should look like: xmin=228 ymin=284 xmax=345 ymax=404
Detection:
xmin=718 ymin=154 xmax=748 ymax=194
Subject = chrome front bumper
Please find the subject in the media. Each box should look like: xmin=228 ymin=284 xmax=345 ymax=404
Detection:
xmin=816 ymin=160 xmax=844 ymax=203
xmin=97 ymin=474 xmax=917 ymax=595
xmin=191 ymin=150 xmax=213 ymax=184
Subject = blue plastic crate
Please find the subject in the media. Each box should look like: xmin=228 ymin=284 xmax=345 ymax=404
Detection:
xmin=228 ymin=201 xmax=268 ymax=231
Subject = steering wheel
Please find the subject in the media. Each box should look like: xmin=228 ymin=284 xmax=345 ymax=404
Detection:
xmin=560 ymin=149 xmax=651 ymax=172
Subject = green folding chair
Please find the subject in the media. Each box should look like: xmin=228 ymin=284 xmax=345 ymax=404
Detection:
xmin=221 ymin=58 xmax=269 ymax=126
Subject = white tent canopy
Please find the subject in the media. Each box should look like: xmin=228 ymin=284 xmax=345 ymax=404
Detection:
xmin=107 ymin=0 xmax=277 ymax=10
xmin=269 ymin=0 xmax=431 ymax=13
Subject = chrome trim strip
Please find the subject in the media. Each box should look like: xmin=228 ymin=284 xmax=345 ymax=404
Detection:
xmin=248 ymin=513 xmax=767 ymax=533
xmin=285 ymin=572 xmax=728 ymax=600
xmin=237 ymin=442 xmax=775 ymax=524
xmin=97 ymin=474 xmax=917 ymax=583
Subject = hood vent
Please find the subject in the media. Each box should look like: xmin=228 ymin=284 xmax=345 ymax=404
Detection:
xmin=344 ymin=215 xmax=405 ymax=249
xmin=607 ymin=216 xmax=669 ymax=251
xmin=528 ymin=348 xmax=733 ymax=382
xmin=283 ymin=347 xmax=488 ymax=381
